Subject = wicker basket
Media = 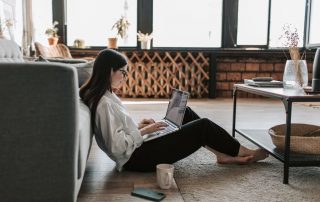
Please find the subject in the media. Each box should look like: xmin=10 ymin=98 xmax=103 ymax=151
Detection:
xmin=268 ymin=124 xmax=320 ymax=155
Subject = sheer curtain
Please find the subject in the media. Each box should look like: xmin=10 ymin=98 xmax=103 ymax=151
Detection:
xmin=0 ymin=0 xmax=16 ymax=40
xmin=21 ymin=0 xmax=34 ymax=56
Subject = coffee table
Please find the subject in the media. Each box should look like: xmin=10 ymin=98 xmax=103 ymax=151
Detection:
xmin=232 ymin=84 xmax=320 ymax=184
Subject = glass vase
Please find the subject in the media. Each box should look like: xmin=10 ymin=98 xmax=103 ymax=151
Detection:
xmin=283 ymin=60 xmax=308 ymax=89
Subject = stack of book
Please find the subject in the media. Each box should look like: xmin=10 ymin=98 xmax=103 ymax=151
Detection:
xmin=244 ymin=77 xmax=283 ymax=87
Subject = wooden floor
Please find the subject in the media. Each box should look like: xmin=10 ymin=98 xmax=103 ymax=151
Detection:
xmin=77 ymin=98 xmax=320 ymax=202
xmin=77 ymin=141 xmax=183 ymax=202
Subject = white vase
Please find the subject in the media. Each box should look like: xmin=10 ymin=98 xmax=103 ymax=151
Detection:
xmin=141 ymin=40 xmax=151 ymax=50
xmin=283 ymin=60 xmax=308 ymax=89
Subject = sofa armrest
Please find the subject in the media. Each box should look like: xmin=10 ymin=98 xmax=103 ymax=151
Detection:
xmin=47 ymin=57 xmax=88 ymax=63
xmin=0 ymin=62 xmax=80 ymax=201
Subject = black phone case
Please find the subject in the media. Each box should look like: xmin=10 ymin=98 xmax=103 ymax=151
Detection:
xmin=131 ymin=188 xmax=166 ymax=201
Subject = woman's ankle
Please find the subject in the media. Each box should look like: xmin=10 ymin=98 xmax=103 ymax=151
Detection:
xmin=238 ymin=146 xmax=253 ymax=157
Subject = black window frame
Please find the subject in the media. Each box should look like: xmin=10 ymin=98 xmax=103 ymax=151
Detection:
xmin=235 ymin=0 xmax=271 ymax=49
xmin=305 ymin=0 xmax=320 ymax=48
xmin=51 ymin=0 xmax=320 ymax=50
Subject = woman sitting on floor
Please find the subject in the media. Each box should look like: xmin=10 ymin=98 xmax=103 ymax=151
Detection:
xmin=79 ymin=49 xmax=268 ymax=172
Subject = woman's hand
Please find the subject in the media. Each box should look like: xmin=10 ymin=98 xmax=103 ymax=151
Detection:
xmin=138 ymin=118 xmax=155 ymax=129
xmin=139 ymin=121 xmax=168 ymax=136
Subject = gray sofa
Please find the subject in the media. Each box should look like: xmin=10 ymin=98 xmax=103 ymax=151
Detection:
xmin=0 ymin=39 xmax=93 ymax=201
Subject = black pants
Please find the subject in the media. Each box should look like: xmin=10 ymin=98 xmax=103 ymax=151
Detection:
xmin=123 ymin=107 xmax=241 ymax=172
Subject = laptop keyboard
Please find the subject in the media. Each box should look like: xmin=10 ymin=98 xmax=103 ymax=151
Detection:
xmin=150 ymin=120 xmax=177 ymax=136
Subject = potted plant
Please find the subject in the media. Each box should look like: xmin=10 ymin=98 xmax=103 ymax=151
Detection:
xmin=279 ymin=24 xmax=308 ymax=89
xmin=73 ymin=38 xmax=85 ymax=48
xmin=137 ymin=31 xmax=153 ymax=50
xmin=45 ymin=21 xmax=59 ymax=45
xmin=108 ymin=16 xmax=130 ymax=49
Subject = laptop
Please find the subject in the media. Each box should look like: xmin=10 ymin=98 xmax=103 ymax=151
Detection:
xmin=143 ymin=89 xmax=190 ymax=142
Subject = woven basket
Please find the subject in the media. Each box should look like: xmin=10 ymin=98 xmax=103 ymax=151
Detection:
xmin=268 ymin=124 xmax=320 ymax=155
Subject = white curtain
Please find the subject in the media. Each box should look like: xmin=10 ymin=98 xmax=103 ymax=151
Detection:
xmin=22 ymin=0 xmax=34 ymax=56
xmin=0 ymin=0 xmax=16 ymax=40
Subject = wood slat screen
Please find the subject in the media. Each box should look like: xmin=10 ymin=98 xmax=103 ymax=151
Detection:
xmin=117 ymin=51 xmax=211 ymax=98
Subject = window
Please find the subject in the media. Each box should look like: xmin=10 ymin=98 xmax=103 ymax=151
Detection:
xmin=309 ymin=0 xmax=320 ymax=44
xmin=67 ymin=0 xmax=137 ymax=47
xmin=0 ymin=0 xmax=51 ymax=46
xmin=32 ymin=0 xmax=53 ymax=45
xmin=269 ymin=0 xmax=306 ymax=47
xmin=0 ymin=0 xmax=23 ymax=45
xmin=237 ymin=0 xmax=269 ymax=45
xmin=14 ymin=0 xmax=23 ymax=46
xmin=153 ymin=0 xmax=222 ymax=47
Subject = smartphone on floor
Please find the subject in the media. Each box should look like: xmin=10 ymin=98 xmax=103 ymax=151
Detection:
xmin=131 ymin=188 xmax=166 ymax=201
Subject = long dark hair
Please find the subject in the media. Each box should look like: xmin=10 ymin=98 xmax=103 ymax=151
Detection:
xmin=80 ymin=49 xmax=127 ymax=128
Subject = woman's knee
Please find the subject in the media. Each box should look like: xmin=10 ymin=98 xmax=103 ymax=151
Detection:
xmin=185 ymin=106 xmax=192 ymax=114
xmin=186 ymin=117 xmax=210 ymax=126
xmin=200 ymin=118 xmax=211 ymax=125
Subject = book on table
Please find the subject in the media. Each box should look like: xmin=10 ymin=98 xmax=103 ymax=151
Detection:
xmin=244 ymin=79 xmax=283 ymax=87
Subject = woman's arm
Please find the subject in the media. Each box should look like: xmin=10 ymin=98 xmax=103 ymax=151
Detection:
xmin=96 ymin=101 xmax=143 ymax=157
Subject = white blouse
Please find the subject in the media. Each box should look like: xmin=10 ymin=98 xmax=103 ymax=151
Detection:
xmin=94 ymin=91 xmax=143 ymax=171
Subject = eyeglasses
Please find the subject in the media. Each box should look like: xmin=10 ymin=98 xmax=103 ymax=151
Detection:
xmin=119 ymin=69 xmax=128 ymax=78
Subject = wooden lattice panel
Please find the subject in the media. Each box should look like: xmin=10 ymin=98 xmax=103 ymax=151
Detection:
xmin=117 ymin=51 xmax=210 ymax=98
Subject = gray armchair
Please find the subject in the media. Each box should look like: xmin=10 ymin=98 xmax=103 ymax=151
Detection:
xmin=0 ymin=62 xmax=92 ymax=201
xmin=34 ymin=42 xmax=88 ymax=63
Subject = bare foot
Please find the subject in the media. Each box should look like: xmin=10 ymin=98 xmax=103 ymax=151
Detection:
xmin=249 ymin=149 xmax=269 ymax=163
xmin=238 ymin=146 xmax=269 ymax=162
xmin=205 ymin=146 xmax=268 ymax=165
xmin=217 ymin=155 xmax=254 ymax=165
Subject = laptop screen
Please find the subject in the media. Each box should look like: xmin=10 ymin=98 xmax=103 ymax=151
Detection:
xmin=164 ymin=89 xmax=189 ymax=126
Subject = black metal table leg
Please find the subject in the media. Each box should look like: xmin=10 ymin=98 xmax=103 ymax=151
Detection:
xmin=232 ymin=87 xmax=237 ymax=137
xmin=282 ymin=99 xmax=292 ymax=184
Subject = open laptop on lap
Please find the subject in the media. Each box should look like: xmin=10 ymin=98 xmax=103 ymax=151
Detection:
xmin=143 ymin=89 xmax=190 ymax=142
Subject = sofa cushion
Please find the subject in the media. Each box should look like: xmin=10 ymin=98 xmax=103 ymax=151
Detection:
xmin=0 ymin=39 xmax=24 ymax=62
xmin=37 ymin=55 xmax=93 ymax=87
xmin=47 ymin=57 xmax=89 ymax=64
xmin=78 ymin=101 xmax=93 ymax=178
xmin=73 ymin=61 xmax=94 ymax=87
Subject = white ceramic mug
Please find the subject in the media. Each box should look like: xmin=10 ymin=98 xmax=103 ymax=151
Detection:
xmin=156 ymin=164 xmax=174 ymax=189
